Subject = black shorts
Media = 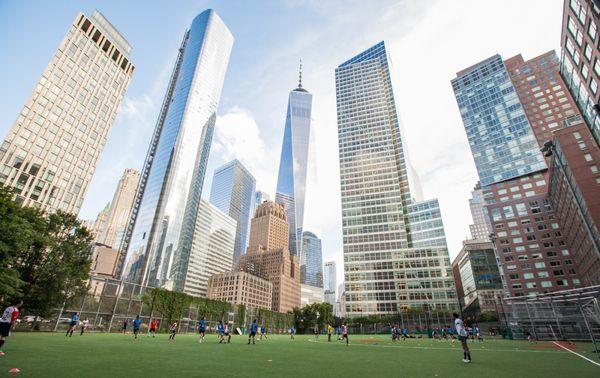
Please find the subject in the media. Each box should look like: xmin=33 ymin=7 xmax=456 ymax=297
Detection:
xmin=134 ymin=328 xmax=140 ymax=333
xmin=198 ymin=328 xmax=205 ymax=334
xmin=150 ymin=328 xmax=156 ymax=332
xmin=458 ymin=335 xmax=468 ymax=342
xmin=0 ymin=322 xmax=11 ymax=337
xmin=250 ymin=331 xmax=256 ymax=336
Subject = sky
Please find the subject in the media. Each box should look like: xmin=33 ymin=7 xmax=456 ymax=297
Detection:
xmin=0 ymin=0 xmax=563 ymax=287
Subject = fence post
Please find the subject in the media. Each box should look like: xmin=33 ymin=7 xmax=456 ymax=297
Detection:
xmin=53 ymin=301 xmax=66 ymax=332
xmin=549 ymin=300 xmax=564 ymax=340
xmin=578 ymin=300 xmax=599 ymax=359
xmin=524 ymin=300 xmax=537 ymax=340
xmin=107 ymin=280 xmax=123 ymax=333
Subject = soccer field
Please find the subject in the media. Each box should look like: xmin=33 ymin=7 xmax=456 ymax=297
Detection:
xmin=1 ymin=333 xmax=599 ymax=377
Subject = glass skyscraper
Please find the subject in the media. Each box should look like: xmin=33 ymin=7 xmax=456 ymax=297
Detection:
xmin=209 ymin=159 xmax=256 ymax=268
xmin=120 ymin=10 xmax=233 ymax=291
xmin=275 ymin=67 xmax=312 ymax=258
xmin=336 ymin=41 xmax=456 ymax=316
xmin=301 ymin=231 xmax=323 ymax=287
xmin=451 ymin=55 xmax=547 ymax=186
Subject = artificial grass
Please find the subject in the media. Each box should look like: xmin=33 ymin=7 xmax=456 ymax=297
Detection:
xmin=0 ymin=332 xmax=598 ymax=377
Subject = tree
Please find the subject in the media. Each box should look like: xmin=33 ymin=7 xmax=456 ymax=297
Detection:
xmin=143 ymin=288 xmax=191 ymax=329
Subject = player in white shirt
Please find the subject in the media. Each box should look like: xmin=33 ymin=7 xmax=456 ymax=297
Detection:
xmin=453 ymin=312 xmax=471 ymax=363
xmin=0 ymin=300 xmax=23 ymax=356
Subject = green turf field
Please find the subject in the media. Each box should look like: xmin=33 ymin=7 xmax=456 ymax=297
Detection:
xmin=0 ymin=333 xmax=598 ymax=377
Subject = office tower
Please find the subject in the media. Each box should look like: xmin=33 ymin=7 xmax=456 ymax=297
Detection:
xmin=275 ymin=64 xmax=312 ymax=257
xmin=323 ymin=261 xmax=337 ymax=305
xmin=91 ymin=243 xmax=120 ymax=277
xmin=453 ymin=52 xmax=587 ymax=297
xmin=468 ymin=183 xmax=490 ymax=241
xmin=300 ymin=284 xmax=324 ymax=306
xmin=336 ymin=41 xmax=457 ymax=316
xmin=0 ymin=11 xmax=134 ymax=214
xmin=209 ymin=159 xmax=256 ymax=268
xmin=182 ymin=200 xmax=236 ymax=297
xmin=98 ymin=168 xmax=140 ymax=248
xmin=91 ymin=202 xmax=111 ymax=240
xmin=120 ymin=9 xmax=234 ymax=289
xmin=237 ymin=201 xmax=301 ymax=312
xmin=560 ymin=0 xmax=600 ymax=146
xmin=207 ymin=271 xmax=273 ymax=310
xmin=300 ymin=231 xmax=323 ymax=287
xmin=254 ymin=190 xmax=270 ymax=213
xmin=452 ymin=240 xmax=503 ymax=317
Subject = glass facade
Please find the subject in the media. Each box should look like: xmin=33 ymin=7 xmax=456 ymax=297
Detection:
xmin=184 ymin=199 xmax=236 ymax=297
xmin=336 ymin=41 xmax=457 ymax=316
xmin=323 ymin=261 xmax=337 ymax=304
xmin=451 ymin=55 xmax=547 ymax=186
xmin=275 ymin=80 xmax=312 ymax=258
xmin=209 ymin=159 xmax=256 ymax=268
xmin=301 ymin=231 xmax=323 ymax=287
xmin=121 ymin=10 xmax=234 ymax=291
xmin=0 ymin=11 xmax=134 ymax=214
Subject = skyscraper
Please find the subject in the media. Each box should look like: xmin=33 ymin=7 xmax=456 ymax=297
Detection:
xmin=184 ymin=199 xmax=236 ymax=296
xmin=98 ymin=168 xmax=140 ymax=248
xmin=209 ymin=159 xmax=256 ymax=267
xmin=120 ymin=9 xmax=234 ymax=290
xmin=468 ymin=182 xmax=489 ymax=241
xmin=254 ymin=190 xmax=270 ymax=213
xmin=323 ymin=261 xmax=337 ymax=305
xmin=336 ymin=41 xmax=456 ymax=316
xmin=300 ymin=231 xmax=323 ymax=287
xmin=453 ymin=52 xmax=586 ymax=297
xmin=0 ymin=11 xmax=134 ymax=214
xmin=275 ymin=64 xmax=312 ymax=257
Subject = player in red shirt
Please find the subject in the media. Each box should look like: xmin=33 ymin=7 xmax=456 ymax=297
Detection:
xmin=149 ymin=319 xmax=158 ymax=338
xmin=10 ymin=307 xmax=19 ymax=331
xmin=0 ymin=300 xmax=23 ymax=356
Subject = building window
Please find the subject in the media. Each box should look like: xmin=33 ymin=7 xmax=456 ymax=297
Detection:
xmin=591 ymin=79 xmax=598 ymax=94
xmin=584 ymin=153 xmax=593 ymax=161
xmin=594 ymin=59 xmax=600 ymax=77
xmin=589 ymin=19 xmax=598 ymax=39
xmin=585 ymin=44 xmax=593 ymax=61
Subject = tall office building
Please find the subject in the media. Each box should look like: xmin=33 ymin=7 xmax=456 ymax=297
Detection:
xmin=323 ymin=261 xmax=337 ymax=305
xmin=254 ymin=190 xmax=270 ymax=213
xmin=300 ymin=231 xmax=323 ymax=287
xmin=468 ymin=182 xmax=490 ymax=241
xmin=183 ymin=200 xmax=236 ymax=296
xmin=453 ymin=52 xmax=587 ymax=297
xmin=237 ymin=201 xmax=301 ymax=312
xmin=91 ymin=202 xmax=111 ymax=240
xmin=336 ymin=42 xmax=457 ymax=316
xmin=209 ymin=159 xmax=256 ymax=268
xmin=560 ymin=0 xmax=600 ymax=146
xmin=120 ymin=10 xmax=234 ymax=290
xmin=0 ymin=11 xmax=134 ymax=214
xmin=98 ymin=168 xmax=140 ymax=248
xmin=275 ymin=65 xmax=312 ymax=257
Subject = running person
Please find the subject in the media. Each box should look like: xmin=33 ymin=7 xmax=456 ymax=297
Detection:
xmin=327 ymin=324 xmax=333 ymax=342
xmin=168 ymin=322 xmax=177 ymax=341
xmin=197 ymin=317 xmax=206 ymax=343
xmin=248 ymin=319 xmax=258 ymax=344
xmin=341 ymin=322 xmax=348 ymax=346
xmin=217 ymin=321 xmax=225 ymax=343
xmin=0 ymin=300 xmax=23 ymax=356
xmin=290 ymin=326 xmax=295 ymax=340
xmin=453 ymin=313 xmax=471 ymax=363
xmin=313 ymin=325 xmax=319 ymax=339
xmin=122 ymin=319 xmax=128 ymax=334
xmin=80 ymin=318 xmax=89 ymax=335
xmin=66 ymin=312 xmax=79 ymax=337
xmin=133 ymin=315 xmax=142 ymax=339
xmin=149 ymin=319 xmax=158 ymax=338
xmin=223 ymin=322 xmax=232 ymax=343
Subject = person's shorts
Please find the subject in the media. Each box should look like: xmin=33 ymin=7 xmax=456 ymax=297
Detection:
xmin=198 ymin=328 xmax=205 ymax=333
xmin=133 ymin=327 xmax=140 ymax=332
xmin=458 ymin=335 xmax=468 ymax=342
xmin=69 ymin=321 xmax=77 ymax=327
xmin=150 ymin=328 xmax=156 ymax=332
xmin=250 ymin=331 xmax=256 ymax=337
xmin=0 ymin=322 xmax=11 ymax=337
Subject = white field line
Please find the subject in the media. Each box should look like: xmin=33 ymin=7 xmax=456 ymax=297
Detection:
xmin=306 ymin=338 xmax=568 ymax=354
xmin=552 ymin=341 xmax=600 ymax=367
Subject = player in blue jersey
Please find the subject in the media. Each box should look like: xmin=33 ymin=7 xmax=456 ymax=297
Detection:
xmin=248 ymin=319 xmax=258 ymax=345
xmin=66 ymin=312 xmax=79 ymax=337
xmin=197 ymin=317 xmax=206 ymax=343
xmin=217 ymin=321 xmax=226 ymax=343
xmin=133 ymin=315 xmax=142 ymax=339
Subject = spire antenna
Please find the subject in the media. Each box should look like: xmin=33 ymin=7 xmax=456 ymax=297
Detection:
xmin=298 ymin=59 xmax=303 ymax=88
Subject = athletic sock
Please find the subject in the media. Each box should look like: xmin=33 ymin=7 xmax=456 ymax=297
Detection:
xmin=464 ymin=352 xmax=467 ymax=359
xmin=0 ymin=340 xmax=5 ymax=349
xmin=467 ymin=352 xmax=471 ymax=361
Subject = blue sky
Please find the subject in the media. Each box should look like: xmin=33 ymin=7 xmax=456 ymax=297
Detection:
xmin=0 ymin=0 xmax=563 ymax=286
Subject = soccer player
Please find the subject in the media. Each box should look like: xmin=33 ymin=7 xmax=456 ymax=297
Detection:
xmin=197 ymin=317 xmax=206 ymax=343
xmin=133 ymin=315 xmax=142 ymax=339
xmin=122 ymin=319 xmax=128 ymax=334
xmin=168 ymin=322 xmax=177 ymax=341
xmin=149 ymin=318 xmax=158 ymax=338
xmin=10 ymin=303 xmax=19 ymax=331
xmin=0 ymin=300 xmax=23 ymax=356
xmin=80 ymin=318 xmax=89 ymax=336
xmin=261 ymin=326 xmax=267 ymax=340
xmin=224 ymin=322 xmax=232 ymax=343
xmin=313 ymin=325 xmax=319 ymax=340
xmin=453 ymin=312 xmax=471 ymax=363
xmin=290 ymin=326 xmax=295 ymax=340
xmin=327 ymin=324 xmax=333 ymax=342
xmin=217 ymin=321 xmax=225 ymax=343
xmin=248 ymin=319 xmax=258 ymax=345
xmin=341 ymin=322 xmax=348 ymax=346
xmin=66 ymin=312 xmax=79 ymax=337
